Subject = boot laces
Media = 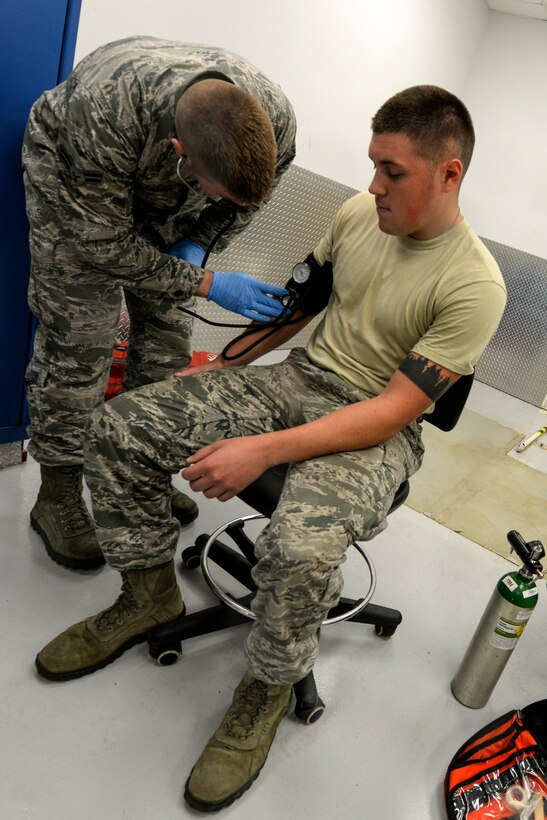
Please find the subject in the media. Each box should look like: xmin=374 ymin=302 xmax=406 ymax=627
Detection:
xmin=55 ymin=468 xmax=92 ymax=533
xmin=95 ymin=575 xmax=142 ymax=632
xmin=224 ymin=679 xmax=270 ymax=739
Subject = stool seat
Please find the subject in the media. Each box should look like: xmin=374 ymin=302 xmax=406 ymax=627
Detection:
xmin=239 ymin=464 xmax=410 ymax=518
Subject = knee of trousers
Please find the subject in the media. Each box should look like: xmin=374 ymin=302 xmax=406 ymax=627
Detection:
xmin=84 ymin=402 xmax=132 ymax=472
xmin=252 ymin=543 xmax=345 ymax=610
xmin=84 ymin=397 xmax=177 ymax=490
xmin=254 ymin=516 xmax=351 ymax=580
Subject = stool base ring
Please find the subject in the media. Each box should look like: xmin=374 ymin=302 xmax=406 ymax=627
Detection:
xmin=200 ymin=513 xmax=377 ymax=626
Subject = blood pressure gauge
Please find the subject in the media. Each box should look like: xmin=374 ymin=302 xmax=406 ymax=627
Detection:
xmin=292 ymin=262 xmax=311 ymax=284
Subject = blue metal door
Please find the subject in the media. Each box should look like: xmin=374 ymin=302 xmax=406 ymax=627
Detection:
xmin=0 ymin=0 xmax=81 ymax=444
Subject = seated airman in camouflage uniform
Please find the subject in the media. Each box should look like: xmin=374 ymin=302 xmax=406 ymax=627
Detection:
xmin=35 ymin=87 xmax=506 ymax=811
xmin=23 ymin=36 xmax=296 ymax=570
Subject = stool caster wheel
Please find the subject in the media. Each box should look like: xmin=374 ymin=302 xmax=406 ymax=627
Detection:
xmin=294 ymin=696 xmax=326 ymax=724
xmin=149 ymin=613 xmax=187 ymax=664
xmin=181 ymin=546 xmax=202 ymax=570
xmin=293 ymin=672 xmax=325 ymax=724
xmin=149 ymin=634 xmax=182 ymax=665
xmin=155 ymin=645 xmax=182 ymax=666
xmin=374 ymin=624 xmax=397 ymax=638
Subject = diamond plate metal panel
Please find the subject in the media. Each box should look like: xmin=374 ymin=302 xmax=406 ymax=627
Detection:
xmin=117 ymin=301 xmax=130 ymax=343
xmin=190 ymin=164 xmax=357 ymax=353
xmin=477 ymin=239 xmax=547 ymax=407
xmin=114 ymin=164 xmax=546 ymax=408
xmin=0 ymin=442 xmax=24 ymax=469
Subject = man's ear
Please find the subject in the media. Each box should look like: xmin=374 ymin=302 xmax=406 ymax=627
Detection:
xmin=171 ymin=137 xmax=186 ymax=157
xmin=443 ymin=158 xmax=463 ymax=189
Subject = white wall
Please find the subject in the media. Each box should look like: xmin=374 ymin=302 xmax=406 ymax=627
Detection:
xmin=74 ymin=0 xmax=488 ymax=191
xmin=461 ymin=12 xmax=547 ymax=257
xmin=74 ymin=0 xmax=546 ymax=256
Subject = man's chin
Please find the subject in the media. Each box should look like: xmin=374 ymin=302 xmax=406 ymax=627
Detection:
xmin=375 ymin=208 xmax=397 ymax=235
xmin=376 ymin=218 xmax=398 ymax=236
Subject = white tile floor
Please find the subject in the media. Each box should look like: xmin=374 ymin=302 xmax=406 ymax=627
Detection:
xmin=1 ymin=376 xmax=546 ymax=820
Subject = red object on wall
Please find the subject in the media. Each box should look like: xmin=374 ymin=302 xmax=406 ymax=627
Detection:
xmin=105 ymin=342 xmax=129 ymax=401
xmin=105 ymin=345 xmax=217 ymax=401
xmin=189 ymin=350 xmax=218 ymax=367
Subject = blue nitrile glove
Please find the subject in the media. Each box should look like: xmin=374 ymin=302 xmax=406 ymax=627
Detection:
xmin=168 ymin=237 xmax=206 ymax=267
xmin=207 ymin=271 xmax=289 ymax=322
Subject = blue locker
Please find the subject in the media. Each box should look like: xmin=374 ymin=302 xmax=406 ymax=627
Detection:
xmin=0 ymin=0 xmax=81 ymax=444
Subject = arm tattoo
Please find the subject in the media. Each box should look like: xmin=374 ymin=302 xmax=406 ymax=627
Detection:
xmin=398 ymin=353 xmax=453 ymax=401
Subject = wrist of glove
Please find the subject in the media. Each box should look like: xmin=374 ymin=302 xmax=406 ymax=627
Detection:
xmin=207 ymin=271 xmax=288 ymax=322
xmin=168 ymin=237 xmax=206 ymax=267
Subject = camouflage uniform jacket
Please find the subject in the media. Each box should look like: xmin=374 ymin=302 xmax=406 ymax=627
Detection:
xmin=22 ymin=36 xmax=297 ymax=304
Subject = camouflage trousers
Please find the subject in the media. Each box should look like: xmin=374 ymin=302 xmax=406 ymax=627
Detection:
xmin=24 ymin=183 xmax=194 ymax=466
xmin=84 ymin=347 xmax=424 ymax=685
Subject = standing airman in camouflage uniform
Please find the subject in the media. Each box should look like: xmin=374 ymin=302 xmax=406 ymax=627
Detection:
xmin=34 ymin=86 xmax=506 ymax=812
xmin=23 ymin=36 xmax=296 ymax=570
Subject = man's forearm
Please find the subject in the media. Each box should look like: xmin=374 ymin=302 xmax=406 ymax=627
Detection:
xmin=256 ymin=396 xmax=399 ymax=466
xmin=255 ymin=372 xmax=431 ymax=468
xmin=216 ymin=312 xmax=313 ymax=367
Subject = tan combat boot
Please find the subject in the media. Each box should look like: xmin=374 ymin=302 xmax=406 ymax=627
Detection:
xmin=30 ymin=464 xmax=105 ymax=570
xmin=185 ymin=674 xmax=292 ymax=811
xmin=35 ymin=561 xmax=185 ymax=681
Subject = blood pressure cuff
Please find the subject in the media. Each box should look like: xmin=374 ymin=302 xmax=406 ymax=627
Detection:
xmin=284 ymin=253 xmax=333 ymax=316
xmin=445 ymin=699 xmax=547 ymax=819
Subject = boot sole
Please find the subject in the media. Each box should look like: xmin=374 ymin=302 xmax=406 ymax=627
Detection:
xmin=30 ymin=515 xmax=106 ymax=570
xmin=184 ymin=766 xmax=263 ymax=813
xmin=35 ymin=607 xmax=187 ymax=682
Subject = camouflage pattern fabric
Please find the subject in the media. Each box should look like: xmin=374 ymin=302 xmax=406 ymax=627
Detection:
xmin=84 ymin=348 xmax=424 ymax=684
xmin=22 ymin=36 xmax=296 ymax=465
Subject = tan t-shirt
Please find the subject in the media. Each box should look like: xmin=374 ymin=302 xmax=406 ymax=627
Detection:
xmin=307 ymin=191 xmax=506 ymax=398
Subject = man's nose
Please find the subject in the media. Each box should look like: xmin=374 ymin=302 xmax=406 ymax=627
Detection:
xmin=368 ymin=170 xmax=385 ymax=196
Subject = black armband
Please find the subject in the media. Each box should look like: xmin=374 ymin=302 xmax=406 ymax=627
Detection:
xmin=284 ymin=253 xmax=333 ymax=316
xmin=398 ymin=354 xmax=452 ymax=401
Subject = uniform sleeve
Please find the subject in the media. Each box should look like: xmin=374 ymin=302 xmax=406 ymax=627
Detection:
xmin=413 ymin=278 xmax=507 ymax=374
xmin=312 ymin=201 xmax=345 ymax=266
xmin=55 ymin=77 xmax=202 ymax=302
xmin=183 ymin=201 xmax=260 ymax=255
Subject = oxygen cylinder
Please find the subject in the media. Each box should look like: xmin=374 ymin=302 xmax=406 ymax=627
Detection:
xmin=451 ymin=531 xmax=544 ymax=709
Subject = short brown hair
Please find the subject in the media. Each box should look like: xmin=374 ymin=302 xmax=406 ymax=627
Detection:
xmin=175 ymin=79 xmax=276 ymax=205
xmin=372 ymin=85 xmax=475 ymax=177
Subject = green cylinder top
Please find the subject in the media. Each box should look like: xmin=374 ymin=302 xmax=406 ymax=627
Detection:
xmin=497 ymin=570 xmax=538 ymax=608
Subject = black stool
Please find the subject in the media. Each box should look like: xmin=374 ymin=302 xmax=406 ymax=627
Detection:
xmin=149 ymin=469 xmax=408 ymax=723
xmin=148 ymin=373 xmax=474 ymax=723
